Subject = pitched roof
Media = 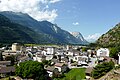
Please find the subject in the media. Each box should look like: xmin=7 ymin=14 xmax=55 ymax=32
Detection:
xmin=0 ymin=66 xmax=15 ymax=73
xmin=0 ymin=61 xmax=11 ymax=65
xmin=55 ymin=63 xmax=65 ymax=67
xmin=85 ymin=67 xmax=93 ymax=74
xmin=46 ymin=66 xmax=55 ymax=72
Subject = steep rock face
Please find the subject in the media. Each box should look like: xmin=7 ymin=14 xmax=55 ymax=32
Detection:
xmin=97 ymin=23 xmax=120 ymax=47
xmin=70 ymin=32 xmax=88 ymax=44
xmin=0 ymin=11 xmax=87 ymax=44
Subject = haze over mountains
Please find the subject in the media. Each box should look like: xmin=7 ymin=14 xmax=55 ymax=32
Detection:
xmin=0 ymin=11 xmax=88 ymax=44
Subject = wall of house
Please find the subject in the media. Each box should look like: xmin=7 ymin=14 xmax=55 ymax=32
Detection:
xmin=97 ymin=48 xmax=109 ymax=57
xmin=47 ymin=47 xmax=54 ymax=55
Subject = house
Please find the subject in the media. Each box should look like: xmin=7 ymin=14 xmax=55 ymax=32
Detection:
xmin=118 ymin=52 xmax=120 ymax=64
xmin=45 ymin=66 xmax=55 ymax=77
xmin=87 ymin=49 xmax=96 ymax=57
xmin=2 ymin=50 xmax=18 ymax=56
xmin=102 ymin=56 xmax=116 ymax=63
xmin=66 ymin=45 xmax=72 ymax=51
xmin=0 ymin=66 xmax=15 ymax=77
xmin=12 ymin=43 xmax=22 ymax=51
xmin=73 ymin=56 xmax=88 ymax=62
xmin=0 ymin=61 xmax=11 ymax=67
xmin=61 ymin=57 xmax=69 ymax=63
xmin=41 ymin=50 xmax=47 ymax=55
xmin=68 ymin=62 xmax=77 ymax=69
xmin=78 ymin=57 xmax=88 ymax=66
xmin=46 ymin=55 xmax=53 ymax=61
xmin=19 ymin=56 xmax=31 ymax=63
xmin=51 ymin=59 xmax=59 ymax=64
xmin=46 ymin=47 xmax=55 ymax=55
xmin=33 ymin=54 xmax=46 ymax=62
xmin=54 ymin=63 xmax=68 ymax=73
xmin=85 ymin=67 xmax=93 ymax=80
xmin=56 ymin=50 xmax=64 ymax=56
xmin=97 ymin=48 xmax=109 ymax=57
xmin=66 ymin=50 xmax=74 ymax=56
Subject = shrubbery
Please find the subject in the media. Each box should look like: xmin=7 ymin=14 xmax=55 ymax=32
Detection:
xmin=15 ymin=61 xmax=47 ymax=80
xmin=91 ymin=61 xmax=114 ymax=79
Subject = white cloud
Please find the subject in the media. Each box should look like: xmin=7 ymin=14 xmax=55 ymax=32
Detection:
xmin=40 ymin=0 xmax=61 ymax=4
xmin=0 ymin=0 xmax=61 ymax=22
xmin=85 ymin=33 xmax=101 ymax=42
xmin=73 ymin=22 xmax=79 ymax=26
xmin=49 ymin=0 xmax=61 ymax=3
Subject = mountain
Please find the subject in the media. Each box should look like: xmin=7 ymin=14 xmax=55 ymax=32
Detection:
xmin=70 ymin=32 xmax=89 ymax=44
xmin=0 ymin=11 xmax=87 ymax=44
xmin=0 ymin=14 xmax=49 ymax=44
xmin=97 ymin=23 xmax=120 ymax=47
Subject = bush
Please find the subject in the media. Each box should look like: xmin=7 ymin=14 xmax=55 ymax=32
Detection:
xmin=15 ymin=61 xmax=47 ymax=80
xmin=91 ymin=61 xmax=114 ymax=79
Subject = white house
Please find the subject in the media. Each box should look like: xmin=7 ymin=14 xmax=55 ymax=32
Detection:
xmin=12 ymin=43 xmax=22 ymax=51
xmin=33 ymin=54 xmax=46 ymax=62
xmin=47 ymin=47 xmax=55 ymax=55
xmin=54 ymin=63 xmax=67 ymax=72
xmin=19 ymin=56 xmax=31 ymax=63
xmin=118 ymin=53 xmax=120 ymax=64
xmin=97 ymin=48 xmax=109 ymax=57
xmin=46 ymin=55 xmax=53 ymax=60
xmin=66 ymin=51 xmax=73 ymax=56
xmin=41 ymin=50 xmax=47 ymax=55
xmin=46 ymin=66 xmax=55 ymax=77
xmin=66 ymin=45 xmax=70 ymax=50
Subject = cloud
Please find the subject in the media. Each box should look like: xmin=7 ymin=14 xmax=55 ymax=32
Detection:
xmin=73 ymin=22 xmax=79 ymax=26
xmin=85 ymin=33 xmax=101 ymax=42
xmin=40 ymin=0 xmax=61 ymax=4
xmin=0 ymin=0 xmax=61 ymax=22
xmin=49 ymin=0 xmax=61 ymax=3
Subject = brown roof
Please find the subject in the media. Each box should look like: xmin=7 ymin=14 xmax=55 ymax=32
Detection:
xmin=103 ymin=56 xmax=116 ymax=63
xmin=0 ymin=66 xmax=15 ymax=73
xmin=46 ymin=66 xmax=55 ymax=72
xmin=20 ymin=56 xmax=29 ymax=60
xmin=0 ymin=61 xmax=11 ymax=65
xmin=71 ymin=62 xmax=77 ymax=66
xmin=85 ymin=67 xmax=93 ymax=74
xmin=55 ymin=63 xmax=65 ymax=67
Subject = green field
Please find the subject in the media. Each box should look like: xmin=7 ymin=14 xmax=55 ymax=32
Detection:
xmin=54 ymin=68 xmax=86 ymax=80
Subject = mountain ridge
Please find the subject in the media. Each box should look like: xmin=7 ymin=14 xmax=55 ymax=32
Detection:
xmin=70 ymin=32 xmax=88 ymax=44
xmin=97 ymin=23 xmax=120 ymax=47
xmin=0 ymin=14 xmax=50 ymax=44
xmin=0 ymin=11 xmax=88 ymax=44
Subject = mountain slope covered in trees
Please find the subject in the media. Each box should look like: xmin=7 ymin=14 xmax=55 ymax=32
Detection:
xmin=0 ymin=14 xmax=55 ymax=44
xmin=97 ymin=23 xmax=120 ymax=47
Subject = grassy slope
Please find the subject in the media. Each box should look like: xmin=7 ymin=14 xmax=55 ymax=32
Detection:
xmin=60 ymin=68 xmax=86 ymax=80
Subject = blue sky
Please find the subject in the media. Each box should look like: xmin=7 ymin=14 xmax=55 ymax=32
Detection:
xmin=51 ymin=0 xmax=120 ymax=41
xmin=0 ymin=0 xmax=120 ymax=42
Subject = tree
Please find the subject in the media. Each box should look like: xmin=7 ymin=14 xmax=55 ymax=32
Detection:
xmin=82 ymin=47 xmax=87 ymax=52
xmin=91 ymin=61 xmax=114 ymax=79
xmin=42 ymin=60 xmax=51 ymax=66
xmin=15 ymin=61 xmax=47 ymax=80
xmin=88 ymin=43 xmax=98 ymax=48
xmin=110 ymin=47 xmax=119 ymax=59
xmin=61 ymin=64 xmax=69 ymax=73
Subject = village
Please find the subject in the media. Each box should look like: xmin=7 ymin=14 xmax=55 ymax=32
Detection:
xmin=0 ymin=43 xmax=119 ymax=80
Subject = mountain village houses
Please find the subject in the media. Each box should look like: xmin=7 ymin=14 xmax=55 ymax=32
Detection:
xmin=0 ymin=43 xmax=118 ymax=79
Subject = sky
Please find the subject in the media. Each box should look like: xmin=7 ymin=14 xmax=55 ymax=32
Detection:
xmin=0 ymin=0 xmax=120 ymax=42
